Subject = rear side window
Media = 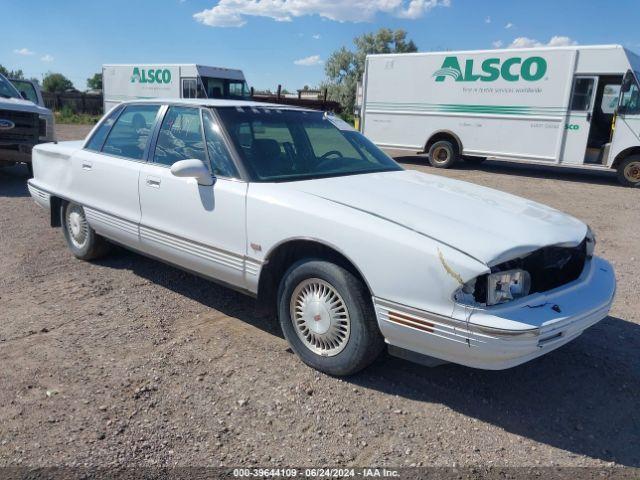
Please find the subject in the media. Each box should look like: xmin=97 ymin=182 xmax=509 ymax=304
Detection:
xmin=101 ymin=105 xmax=160 ymax=160
xmin=85 ymin=106 xmax=122 ymax=152
xmin=153 ymin=106 xmax=206 ymax=166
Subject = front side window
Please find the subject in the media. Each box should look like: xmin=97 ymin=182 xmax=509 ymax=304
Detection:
xmin=153 ymin=106 xmax=206 ymax=166
xmin=570 ymin=77 xmax=596 ymax=111
xmin=10 ymin=80 xmax=38 ymax=104
xmin=619 ymin=73 xmax=640 ymax=115
xmin=216 ymin=107 xmax=402 ymax=182
xmin=202 ymin=110 xmax=238 ymax=178
xmin=86 ymin=106 xmax=123 ymax=152
xmin=101 ymin=104 xmax=159 ymax=160
xmin=0 ymin=74 xmax=21 ymax=99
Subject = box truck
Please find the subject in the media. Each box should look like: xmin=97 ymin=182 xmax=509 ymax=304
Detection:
xmin=102 ymin=64 xmax=249 ymax=113
xmin=360 ymin=45 xmax=640 ymax=186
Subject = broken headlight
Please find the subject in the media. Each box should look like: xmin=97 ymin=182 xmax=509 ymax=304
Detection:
xmin=486 ymin=269 xmax=531 ymax=306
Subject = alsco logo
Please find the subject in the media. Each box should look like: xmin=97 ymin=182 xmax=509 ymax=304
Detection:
xmin=131 ymin=67 xmax=172 ymax=84
xmin=433 ymin=56 xmax=547 ymax=82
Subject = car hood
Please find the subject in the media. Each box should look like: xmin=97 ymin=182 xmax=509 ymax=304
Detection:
xmin=0 ymin=97 xmax=51 ymax=115
xmin=287 ymin=170 xmax=587 ymax=266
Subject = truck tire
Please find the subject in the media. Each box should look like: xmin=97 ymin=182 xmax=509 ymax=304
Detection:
xmin=61 ymin=202 xmax=111 ymax=260
xmin=617 ymin=155 xmax=640 ymax=187
xmin=428 ymin=140 xmax=459 ymax=169
xmin=277 ymin=259 xmax=384 ymax=376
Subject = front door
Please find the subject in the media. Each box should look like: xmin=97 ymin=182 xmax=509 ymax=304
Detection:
xmin=609 ymin=71 xmax=640 ymax=167
xmin=561 ymin=76 xmax=598 ymax=165
xmin=138 ymin=105 xmax=248 ymax=288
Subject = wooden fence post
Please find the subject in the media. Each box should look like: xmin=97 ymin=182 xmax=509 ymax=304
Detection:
xmin=276 ymin=84 xmax=281 ymax=100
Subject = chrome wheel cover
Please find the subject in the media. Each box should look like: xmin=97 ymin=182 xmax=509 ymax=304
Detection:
xmin=432 ymin=146 xmax=450 ymax=164
xmin=66 ymin=204 xmax=89 ymax=249
xmin=290 ymin=278 xmax=351 ymax=357
xmin=624 ymin=161 xmax=640 ymax=183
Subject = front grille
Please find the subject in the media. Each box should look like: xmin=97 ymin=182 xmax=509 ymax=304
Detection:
xmin=39 ymin=117 xmax=47 ymax=137
xmin=0 ymin=109 xmax=39 ymax=143
xmin=474 ymin=239 xmax=588 ymax=302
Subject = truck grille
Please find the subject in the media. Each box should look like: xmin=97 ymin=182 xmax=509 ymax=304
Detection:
xmin=0 ymin=109 xmax=39 ymax=143
xmin=474 ymin=239 xmax=588 ymax=302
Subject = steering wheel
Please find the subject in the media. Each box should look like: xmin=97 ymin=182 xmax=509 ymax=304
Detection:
xmin=320 ymin=150 xmax=344 ymax=160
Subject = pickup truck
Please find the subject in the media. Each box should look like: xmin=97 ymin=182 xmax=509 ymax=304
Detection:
xmin=0 ymin=73 xmax=55 ymax=175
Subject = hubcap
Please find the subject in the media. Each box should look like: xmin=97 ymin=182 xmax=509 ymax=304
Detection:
xmin=624 ymin=161 xmax=640 ymax=183
xmin=290 ymin=278 xmax=351 ymax=357
xmin=433 ymin=146 xmax=450 ymax=164
xmin=66 ymin=204 xmax=89 ymax=249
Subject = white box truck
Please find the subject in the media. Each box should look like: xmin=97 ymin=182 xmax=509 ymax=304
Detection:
xmin=102 ymin=64 xmax=249 ymax=112
xmin=360 ymin=45 xmax=640 ymax=186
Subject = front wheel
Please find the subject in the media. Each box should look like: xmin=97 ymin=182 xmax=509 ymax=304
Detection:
xmin=61 ymin=202 xmax=110 ymax=260
xmin=428 ymin=140 xmax=459 ymax=169
xmin=617 ymin=155 xmax=640 ymax=187
xmin=278 ymin=259 xmax=384 ymax=376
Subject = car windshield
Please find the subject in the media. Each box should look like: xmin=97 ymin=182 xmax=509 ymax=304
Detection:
xmin=216 ymin=107 xmax=402 ymax=182
xmin=0 ymin=74 xmax=22 ymax=99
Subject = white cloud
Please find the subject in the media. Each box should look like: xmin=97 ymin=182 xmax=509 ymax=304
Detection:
xmin=504 ymin=22 xmax=513 ymax=29
xmin=492 ymin=40 xmax=503 ymax=48
xmin=312 ymin=33 xmax=321 ymax=39
xmin=485 ymin=16 xmax=491 ymax=24
xmin=14 ymin=48 xmax=34 ymax=56
xmin=509 ymin=35 xmax=577 ymax=48
xmin=194 ymin=0 xmax=451 ymax=27
xmin=294 ymin=55 xmax=323 ymax=66
xmin=41 ymin=54 xmax=54 ymax=62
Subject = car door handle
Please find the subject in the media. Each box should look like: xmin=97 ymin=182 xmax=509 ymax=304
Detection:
xmin=146 ymin=176 xmax=161 ymax=188
xmin=82 ymin=161 xmax=93 ymax=170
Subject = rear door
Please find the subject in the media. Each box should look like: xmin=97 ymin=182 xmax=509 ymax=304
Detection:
xmin=561 ymin=76 xmax=598 ymax=164
xmin=138 ymin=106 xmax=248 ymax=288
xmin=72 ymin=104 xmax=161 ymax=246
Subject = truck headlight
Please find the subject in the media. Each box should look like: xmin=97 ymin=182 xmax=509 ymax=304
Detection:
xmin=487 ymin=269 xmax=531 ymax=306
xmin=586 ymin=226 xmax=596 ymax=258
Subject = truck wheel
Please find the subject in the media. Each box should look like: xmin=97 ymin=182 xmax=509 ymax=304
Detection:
xmin=278 ymin=259 xmax=384 ymax=376
xmin=428 ymin=140 xmax=459 ymax=168
xmin=61 ymin=202 xmax=110 ymax=260
xmin=617 ymin=156 xmax=640 ymax=187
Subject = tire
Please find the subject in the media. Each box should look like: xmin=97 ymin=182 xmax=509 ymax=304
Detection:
xmin=462 ymin=156 xmax=486 ymax=165
xmin=277 ymin=259 xmax=384 ymax=376
xmin=428 ymin=140 xmax=459 ymax=169
xmin=617 ymin=155 xmax=640 ymax=187
xmin=61 ymin=202 xmax=110 ymax=260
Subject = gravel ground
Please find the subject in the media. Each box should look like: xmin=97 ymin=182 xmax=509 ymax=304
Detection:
xmin=0 ymin=124 xmax=638 ymax=468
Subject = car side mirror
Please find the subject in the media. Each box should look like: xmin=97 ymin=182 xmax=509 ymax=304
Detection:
xmin=170 ymin=159 xmax=215 ymax=186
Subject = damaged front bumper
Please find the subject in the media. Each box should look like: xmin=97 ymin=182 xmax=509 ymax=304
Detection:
xmin=375 ymin=256 xmax=616 ymax=370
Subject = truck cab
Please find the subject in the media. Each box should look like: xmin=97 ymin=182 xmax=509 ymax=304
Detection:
xmin=0 ymin=73 xmax=55 ymax=174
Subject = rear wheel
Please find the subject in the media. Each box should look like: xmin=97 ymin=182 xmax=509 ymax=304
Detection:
xmin=617 ymin=155 xmax=640 ymax=187
xmin=61 ymin=202 xmax=110 ymax=260
xmin=278 ymin=259 xmax=384 ymax=376
xmin=428 ymin=140 xmax=459 ymax=169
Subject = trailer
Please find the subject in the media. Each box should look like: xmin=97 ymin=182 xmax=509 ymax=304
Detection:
xmin=360 ymin=45 xmax=640 ymax=186
xmin=102 ymin=64 xmax=249 ymax=113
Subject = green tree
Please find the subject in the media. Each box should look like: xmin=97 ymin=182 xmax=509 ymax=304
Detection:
xmin=0 ymin=65 xmax=25 ymax=79
xmin=42 ymin=72 xmax=74 ymax=93
xmin=87 ymin=72 xmax=103 ymax=90
xmin=323 ymin=28 xmax=417 ymax=115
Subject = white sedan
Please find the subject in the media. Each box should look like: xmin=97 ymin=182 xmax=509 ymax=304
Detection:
xmin=28 ymin=99 xmax=616 ymax=375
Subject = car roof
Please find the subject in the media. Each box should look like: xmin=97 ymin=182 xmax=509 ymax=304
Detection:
xmin=124 ymin=98 xmax=313 ymax=111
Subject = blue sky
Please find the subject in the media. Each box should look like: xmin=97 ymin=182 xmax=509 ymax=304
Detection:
xmin=3 ymin=0 xmax=640 ymax=91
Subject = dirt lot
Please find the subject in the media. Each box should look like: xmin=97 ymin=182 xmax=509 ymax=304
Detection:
xmin=0 ymin=123 xmax=638 ymax=468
